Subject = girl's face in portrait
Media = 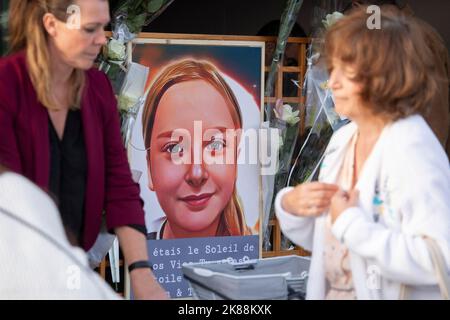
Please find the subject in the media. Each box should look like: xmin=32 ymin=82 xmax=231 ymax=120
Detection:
xmin=148 ymin=79 xmax=239 ymax=238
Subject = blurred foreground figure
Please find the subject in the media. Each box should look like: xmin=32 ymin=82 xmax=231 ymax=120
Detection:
xmin=0 ymin=168 xmax=119 ymax=299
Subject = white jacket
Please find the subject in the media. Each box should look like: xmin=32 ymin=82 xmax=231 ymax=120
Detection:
xmin=276 ymin=115 xmax=450 ymax=300
xmin=0 ymin=172 xmax=120 ymax=299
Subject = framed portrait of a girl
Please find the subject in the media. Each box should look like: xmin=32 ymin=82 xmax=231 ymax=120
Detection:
xmin=128 ymin=34 xmax=264 ymax=298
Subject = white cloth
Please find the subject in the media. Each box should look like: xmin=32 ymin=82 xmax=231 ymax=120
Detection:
xmin=0 ymin=172 xmax=120 ymax=299
xmin=276 ymin=115 xmax=450 ymax=300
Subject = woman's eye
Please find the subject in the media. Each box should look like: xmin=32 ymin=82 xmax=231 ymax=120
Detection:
xmin=164 ymin=143 xmax=183 ymax=154
xmin=206 ymin=140 xmax=225 ymax=152
xmin=83 ymin=25 xmax=104 ymax=34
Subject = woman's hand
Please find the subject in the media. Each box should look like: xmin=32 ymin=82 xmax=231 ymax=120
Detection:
xmin=330 ymin=189 xmax=359 ymax=224
xmin=131 ymin=269 xmax=168 ymax=300
xmin=281 ymin=182 xmax=339 ymax=217
xmin=115 ymin=226 xmax=168 ymax=299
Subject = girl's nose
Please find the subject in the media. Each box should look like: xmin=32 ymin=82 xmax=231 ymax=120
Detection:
xmin=185 ymin=163 xmax=209 ymax=188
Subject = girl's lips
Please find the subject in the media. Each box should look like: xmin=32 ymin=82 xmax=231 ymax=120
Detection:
xmin=180 ymin=193 xmax=214 ymax=208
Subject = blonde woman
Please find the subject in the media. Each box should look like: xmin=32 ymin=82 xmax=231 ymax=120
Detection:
xmin=0 ymin=0 xmax=166 ymax=299
xmin=142 ymin=59 xmax=252 ymax=239
xmin=276 ymin=7 xmax=450 ymax=299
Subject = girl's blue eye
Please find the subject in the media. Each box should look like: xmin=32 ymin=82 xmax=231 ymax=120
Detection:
xmin=165 ymin=143 xmax=183 ymax=154
xmin=206 ymin=140 xmax=225 ymax=152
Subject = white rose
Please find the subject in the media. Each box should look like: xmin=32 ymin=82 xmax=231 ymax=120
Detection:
xmin=118 ymin=94 xmax=138 ymax=112
xmin=108 ymin=39 xmax=126 ymax=61
xmin=281 ymin=104 xmax=300 ymax=126
xmin=274 ymin=102 xmax=300 ymax=126
xmin=322 ymin=11 xmax=344 ymax=29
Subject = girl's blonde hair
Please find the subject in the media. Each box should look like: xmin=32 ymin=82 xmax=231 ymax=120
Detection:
xmin=8 ymin=0 xmax=84 ymax=110
xmin=142 ymin=59 xmax=252 ymax=236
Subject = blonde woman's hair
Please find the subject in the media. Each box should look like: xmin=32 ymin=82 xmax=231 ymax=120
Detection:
xmin=8 ymin=0 xmax=84 ymax=110
xmin=142 ymin=59 xmax=252 ymax=236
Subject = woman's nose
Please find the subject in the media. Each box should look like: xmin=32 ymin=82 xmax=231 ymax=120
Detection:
xmin=95 ymin=32 xmax=108 ymax=46
xmin=185 ymin=163 xmax=209 ymax=187
xmin=328 ymin=69 xmax=341 ymax=90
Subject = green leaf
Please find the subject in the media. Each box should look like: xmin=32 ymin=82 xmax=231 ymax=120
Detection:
xmin=148 ymin=0 xmax=165 ymax=13
xmin=131 ymin=0 xmax=144 ymax=11
xmin=127 ymin=13 xmax=147 ymax=33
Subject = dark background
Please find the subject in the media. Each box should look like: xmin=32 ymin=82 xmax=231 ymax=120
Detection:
xmin=1 ymin=0 xmax=449 ymax=55
xmin=137 ymin=0 xmax=450 ymax=50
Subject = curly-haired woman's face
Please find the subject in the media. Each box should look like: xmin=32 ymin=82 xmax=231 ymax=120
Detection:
xmin=328 ymin=59 xmax=365 ymax=119
xmin=147 ymin=80 xmax=239 ymax=238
